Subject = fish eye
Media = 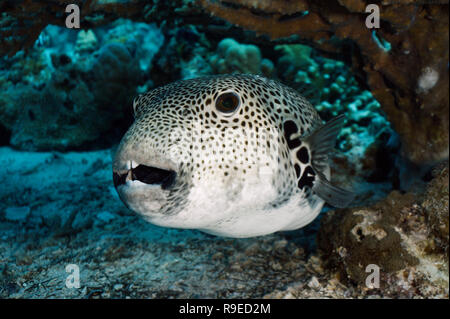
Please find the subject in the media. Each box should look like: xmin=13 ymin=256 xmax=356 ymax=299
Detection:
xmin=215 ymin=92 xmax=241 ymax=115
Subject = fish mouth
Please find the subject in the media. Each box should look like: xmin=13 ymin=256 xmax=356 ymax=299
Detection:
xmin=113 ymin=164 xmax=177 ymax=190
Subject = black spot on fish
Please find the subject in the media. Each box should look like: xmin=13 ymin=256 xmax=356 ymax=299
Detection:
xmin=283 ymin=120 xmax=301 ymax=149
xmin=298 ymin=165 xmax=315 ymax=189
xmin=296 ymin=147 xmax=309 ymax=164
xmin=294 ymin=163 xmax=301 ymax=178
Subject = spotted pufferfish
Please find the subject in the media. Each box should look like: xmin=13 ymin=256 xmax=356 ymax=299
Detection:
xmin=113 ymin=74 xmax=353 ymax=238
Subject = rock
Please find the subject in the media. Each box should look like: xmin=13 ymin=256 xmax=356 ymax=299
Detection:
xmin=422 ymin=161 xmax=449 ymax=256
xmin=96 ymin=211 xmax=116 ymax=224
xmin=307 ymin=276 xmax=321 ymax=290
xmin=71 ymin=212 xmax=93 ymax=230
xmin=211 ymin=252 xmax=224 ymax=261
xmin=318 ymin=192 xmax=419 ymax=284
xmin=4 ymin=206 xmax=30 ymax=222
xmin=318 ymin=161 xmax=449 ymax=296
xmin=113 ymin=283 xmax=123 ymax=291
xmin=9 ymin=82 xmax=99 ymax=150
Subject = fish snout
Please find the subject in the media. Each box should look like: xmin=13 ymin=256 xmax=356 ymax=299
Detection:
xmin=112 ymin=144 xmax=178 ymax=191
xmin=111 ymin=145 xmax=180 ymax=216
xmin=112 ymin=164 xmax=177 ymax=190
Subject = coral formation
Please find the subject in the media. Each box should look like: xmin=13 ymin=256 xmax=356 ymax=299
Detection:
xmin=318 ymin=161 xmax=449 ymax=296
xmin=150 ymin=25 xmax=213 ymax=85
xmin=1 ymin=19 xmax=398 ymax=201
xmin=1 ymin=0 xmax=447 ymax=163
xmin=0 ymin=0 xmax=447 ymax=299
xmin=75 ymin=29 xmax=98 ymax=53
xmin=0 ymin=0 xmax=185 ymax=55
xmin=197 ymin=0 xmax=449 ymax=165
xmin=0 ymin=20 xmax=162 ymax=150
xmin=209 ymin=38 xmax=273 ymax=76
xmin=6 ymin=41 xmax=141 ymax=150
xmin=273 ymin=43 xmax=398 ymax=201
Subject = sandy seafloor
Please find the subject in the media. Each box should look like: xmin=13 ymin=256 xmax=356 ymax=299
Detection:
xmin=0 ymin=145 xmax=370 ymax=299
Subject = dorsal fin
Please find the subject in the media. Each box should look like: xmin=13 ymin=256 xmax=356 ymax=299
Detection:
xmin=305 ymin=115 xmax=354 ymax=208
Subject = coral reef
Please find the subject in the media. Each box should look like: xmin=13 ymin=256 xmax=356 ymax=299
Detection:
xmin=317 ymin=161 xmax=449 ymax=297
xmin=198 ymin=0 xmax=449 ymax=165
xmin=150 ymin=25 xmax=213 ymax=85
xmin=1 ymin=0 xmax=447 ymax=163
xmin=0 ymin=1 xmax=447 ymax=299
xmin=1 ymin=18 xmax=398 ymax=200
xmin=0 ymin=20 xmax=162 ymax=150
xmin=273 ymin=43 xmax=398 ymax=202
xmin=209 ymin=38 xmax=273 ymax=76
xmin=0 ymin=0 xmax=189 ymax=57
xmin=75 ymin=29 xmax=98 ymax=53
xmin=5 ymin=42 xmax=140 ymax=150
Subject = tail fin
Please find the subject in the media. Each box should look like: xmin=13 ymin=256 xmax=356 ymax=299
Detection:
xmin=305 ymin=115 xmax=354 ymax=208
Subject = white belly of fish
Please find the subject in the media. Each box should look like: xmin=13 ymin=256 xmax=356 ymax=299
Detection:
xmin=143 ymin=172 xmax=325 ymax=238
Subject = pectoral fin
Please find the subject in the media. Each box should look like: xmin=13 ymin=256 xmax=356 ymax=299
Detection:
xmin=305 ymin=115 xmax=355 ymax=208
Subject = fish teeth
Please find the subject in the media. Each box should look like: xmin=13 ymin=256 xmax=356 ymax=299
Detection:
xmin=124 ymin=160 xmax=140 ymax=170
xmin=126 ymin=169 xmax=133 ymax=182
xmin=131 ymin=160 xmax=140 ymax=169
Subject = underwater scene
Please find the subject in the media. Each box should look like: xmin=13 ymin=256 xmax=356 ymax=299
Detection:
xmin=0 ymin=0 xmax=448 ymax=299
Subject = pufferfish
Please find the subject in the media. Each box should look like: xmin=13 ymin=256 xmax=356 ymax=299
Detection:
xmin=113 ymin=74 xmax=353 ymax=238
